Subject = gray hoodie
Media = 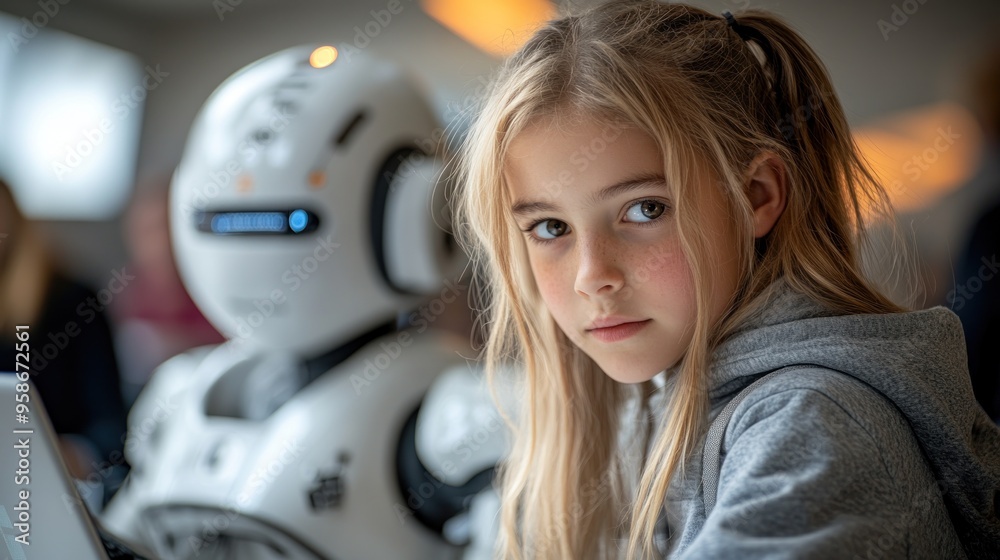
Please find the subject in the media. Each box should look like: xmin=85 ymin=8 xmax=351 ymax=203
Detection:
xmin=647 ymin=279 xmax=1000 ymax=559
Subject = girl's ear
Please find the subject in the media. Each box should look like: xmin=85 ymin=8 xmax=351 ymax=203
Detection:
xmin=744 ymin=151 xmax=788 ymax=238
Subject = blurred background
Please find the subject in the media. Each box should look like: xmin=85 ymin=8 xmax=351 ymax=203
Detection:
xmin=1 ymin=0 xmax=999 ymax=541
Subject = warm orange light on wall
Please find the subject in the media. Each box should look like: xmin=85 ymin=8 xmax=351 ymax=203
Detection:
xmin=854 ymin=102 xmax=982 ymax=215
xmin=421 ymin=0 xmax=555 ymax=57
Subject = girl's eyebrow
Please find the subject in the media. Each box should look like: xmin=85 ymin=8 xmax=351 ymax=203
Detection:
xmin=510 ymin=172 xmax=666 ymax=217
xmin=588 ymin=171 xmax=667 ymax=204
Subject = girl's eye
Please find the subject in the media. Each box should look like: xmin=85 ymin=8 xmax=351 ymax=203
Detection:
xmin=531 ymin=219 xmax=568 ymax=240
xmin=625 ymin=200 xmax=667 ymax=223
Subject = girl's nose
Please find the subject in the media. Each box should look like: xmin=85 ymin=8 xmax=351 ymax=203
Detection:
xmin=574 ymin=238 xmax=625 ymax=297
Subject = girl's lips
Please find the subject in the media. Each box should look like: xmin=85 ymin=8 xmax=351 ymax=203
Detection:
xmin=587 ymin=319 xmax=651 ymax=342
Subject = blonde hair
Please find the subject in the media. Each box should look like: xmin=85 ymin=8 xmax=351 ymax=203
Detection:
xmin=453 ymin=1 xmax=903 ymax=558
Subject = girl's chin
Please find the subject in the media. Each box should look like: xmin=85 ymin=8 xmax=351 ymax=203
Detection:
xmin=599 ymin=364 xmax=666 ymax=385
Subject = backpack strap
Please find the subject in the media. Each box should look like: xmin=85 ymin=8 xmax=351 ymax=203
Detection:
xmin=701 ymin=367 xmax=800 ymax=516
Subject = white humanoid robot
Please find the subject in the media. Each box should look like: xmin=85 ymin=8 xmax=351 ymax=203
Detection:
xmin=101 ymin=45 xmax=510 ymax=560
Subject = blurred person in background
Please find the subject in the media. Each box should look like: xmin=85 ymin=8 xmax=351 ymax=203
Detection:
xmin=111 ymin=177 xmax=224 ymax=406
xmin=0 ymin=178 xmax=129 ymax=506
xmin=953 ymin=36 xmax=1000 ymax=421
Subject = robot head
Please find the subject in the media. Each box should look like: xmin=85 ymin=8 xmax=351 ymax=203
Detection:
xmin=170 ymin=46 xmax=462 ymax=356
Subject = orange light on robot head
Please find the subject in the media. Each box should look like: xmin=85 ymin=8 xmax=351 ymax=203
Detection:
xmin=309 ymin=46 xmax=338 ymax=69
xmin=308 ymin=171 xmax=326 ymax=189
xmin=236 ymin=174 xmax=253 ymax=193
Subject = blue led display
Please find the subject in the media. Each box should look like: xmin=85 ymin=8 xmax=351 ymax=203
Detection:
xmin=196 ymin=209 xmax=319 ymax=235
xmin=211 ymin=212 xmax=286 ymax=234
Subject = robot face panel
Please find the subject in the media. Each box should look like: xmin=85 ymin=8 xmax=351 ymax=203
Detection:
xmin=170 ymin=46 xmax=460 ymax=355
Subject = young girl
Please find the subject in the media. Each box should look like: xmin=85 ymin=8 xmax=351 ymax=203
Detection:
xmin=453 ymin=1 xmax=1000 ymax=558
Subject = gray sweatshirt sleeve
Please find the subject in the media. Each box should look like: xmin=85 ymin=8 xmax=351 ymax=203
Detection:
xmin=678 ymin=381 xmax=915 ymax=559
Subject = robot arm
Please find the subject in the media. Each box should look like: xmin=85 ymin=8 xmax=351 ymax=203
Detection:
xmin=458 ymin=485 xmax=501 ymax=560
xmin=408 ymin=363 xmax=518 ymax=558
xmin=415 ymin=364 xmax=509 ymax=486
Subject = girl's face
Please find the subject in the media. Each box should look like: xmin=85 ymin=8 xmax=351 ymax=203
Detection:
xmin=505 ymin=115 xmax=740 ymax=384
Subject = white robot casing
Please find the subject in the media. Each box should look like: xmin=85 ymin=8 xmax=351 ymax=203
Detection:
xmin=104 ymin=335 xmax=488 ymax=560
xmin=102 ymin=45 xmax=511 ymax=559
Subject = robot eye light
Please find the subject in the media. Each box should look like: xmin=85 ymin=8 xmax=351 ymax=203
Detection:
xmin=196 ymin=209 xmax=320 ymax=235
xmin=289 ymin=209 xmax=309 ymax=232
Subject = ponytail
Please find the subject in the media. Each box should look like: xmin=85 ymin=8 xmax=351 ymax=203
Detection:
xmin=719 ymin=9 xmax=903 ymax=316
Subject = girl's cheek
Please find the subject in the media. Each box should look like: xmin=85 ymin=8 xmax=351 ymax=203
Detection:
xmin=530 ymin=259 xmax=574 ymax=311
xmin=533 ymin=263 xmax=567 ymax=301
xmin=660 ymin=247 xmax=694 ymax=291
xmin=626 ymin=239 xmax=687 ymax=287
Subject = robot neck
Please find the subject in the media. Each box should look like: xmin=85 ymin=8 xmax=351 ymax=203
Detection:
xmin=302 ymin=319 xmax=397 ymax=385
